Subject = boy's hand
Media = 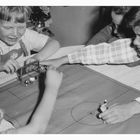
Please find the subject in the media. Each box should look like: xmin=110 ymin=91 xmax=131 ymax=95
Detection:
xmin=2 ymin=59 xmax=20 ymax=74
xmin=45 ymin=66 xmax=63 ymax=90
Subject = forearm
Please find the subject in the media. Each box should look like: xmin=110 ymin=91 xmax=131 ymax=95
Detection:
xmin=29 ymin=87 xmax=59 ymax=133
xmin=57 ymin=56 xmax=69 ymax=66
xmin=68 ymin=39 xmax=140 ymax=65
xmin=68 ymin=44 xmax=110 ymax=64
xmin=34 ymin=38 xmax=60 ymax=61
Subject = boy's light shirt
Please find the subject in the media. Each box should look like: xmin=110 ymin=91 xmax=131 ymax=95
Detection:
xmin=21 ymin=28 xmax=49 ymax=52
xmin=68 ymin=38 xmax=140 ymax=64
xmin=0 ymin=29 xmax=49 ymax=86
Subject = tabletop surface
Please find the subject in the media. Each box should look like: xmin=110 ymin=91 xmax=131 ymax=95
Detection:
xmin=1 ymin=45 xmax=140 ymax=134
xmin=1 ymin=64 xmax=140 ymax=134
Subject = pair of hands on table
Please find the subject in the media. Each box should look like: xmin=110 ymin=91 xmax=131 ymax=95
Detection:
xmin=99 ymin=101 xmax=140 ymax=124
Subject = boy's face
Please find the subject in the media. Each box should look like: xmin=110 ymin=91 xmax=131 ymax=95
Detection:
xmin=111 ymin=11 xmax=123 ymax=27
xmin=0 ymin=13 xmax=26 ymax=46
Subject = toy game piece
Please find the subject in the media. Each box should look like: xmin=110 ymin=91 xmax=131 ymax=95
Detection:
xmin=16 ymin=61 xmax=48 ymax=85
xmin=100 ymin=99 xmax=108 ymax=112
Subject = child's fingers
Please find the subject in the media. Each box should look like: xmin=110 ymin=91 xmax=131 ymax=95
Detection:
xmin=26 ymin=58 xmax=36 ymax=65
xmin=4 ymin=66 xmax=11 ymax=73
xmin=10 ymin=58 xmax=20 ymax=70
xmin=109 ymin=103 xmax=119 ymax=109
xmin=8 ymin=64 xmax=15 ymax=73
xmin=5 ymin=59 xmax=20 ymax=73
xmin=99 ymin=109 xmax=110 ymax=119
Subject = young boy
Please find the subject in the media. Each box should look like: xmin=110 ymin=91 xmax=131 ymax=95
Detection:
xmin=0 ymin=66 xmax=63 ymax=134
xmin=87 ymin=6 xmax=131 ymax=45
xmin=40 ymin=7 xmax=140 ymax=124
xmin=0 ymin=6 xmax=60 ymax=74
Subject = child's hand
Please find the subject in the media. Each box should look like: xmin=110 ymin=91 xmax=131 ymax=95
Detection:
xmin=99 ymin=102 xmax=136 ymax=124
xmin=2 ymin=59 xmax=20 ymax=73
xmin=45 ymin=66 xmax=63 ymax=90
xmin=25 ymin=56 xmax=37 ymax=65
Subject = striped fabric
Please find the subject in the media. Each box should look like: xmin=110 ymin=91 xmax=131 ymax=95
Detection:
xmin=68 ymin=38 xmax=140 ymax=65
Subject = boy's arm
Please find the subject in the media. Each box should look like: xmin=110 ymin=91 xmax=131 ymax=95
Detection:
xmin=33 ymin=37 xmax=60 ymax=61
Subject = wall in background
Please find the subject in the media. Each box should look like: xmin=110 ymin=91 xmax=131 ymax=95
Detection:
xmin=50 ymin=6 xmax=102 ymax=47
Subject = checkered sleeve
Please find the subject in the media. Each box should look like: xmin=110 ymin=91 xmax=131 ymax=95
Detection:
xmin=68 ymin=39 xmax=140 ymax=65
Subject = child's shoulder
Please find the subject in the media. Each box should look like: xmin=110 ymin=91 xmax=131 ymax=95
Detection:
xmin=22 ymin=28 xmax=39 ymax=41
xmin=23 ymin=28 xmax=49 ymax=39
xmin=24 ymin=28 xmax=37 ymax=36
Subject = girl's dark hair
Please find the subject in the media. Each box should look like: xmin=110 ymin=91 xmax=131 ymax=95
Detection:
xmin=112 ymin=6 xmax=132 ymax=15
xmin=117 ymin=7 xmax=140 ymax=52
xmin=0 ymin=6 xmax=32 ymax=23
xmin=118 ymin=7 xmax=140 ymax=38
xmin=125 ymin=7 xmax=140 ymax=28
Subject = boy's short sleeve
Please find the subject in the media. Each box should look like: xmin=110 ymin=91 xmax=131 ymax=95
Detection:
xmin=22 ymin=29 xmax=49 ymax=52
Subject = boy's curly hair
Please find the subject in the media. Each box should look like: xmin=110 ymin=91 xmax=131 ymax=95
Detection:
xmin=0 ymin=6 xmax=32 ymax=22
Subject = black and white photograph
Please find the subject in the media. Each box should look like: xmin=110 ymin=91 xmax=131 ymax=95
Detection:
xmin=0 ymin=0 xmax=140 ymax=136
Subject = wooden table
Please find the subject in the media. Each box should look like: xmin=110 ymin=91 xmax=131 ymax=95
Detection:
xmin=1 ymin=45 xmax=140 ymax=133
xmin=1 ymin=64 xmax=140 ymax=134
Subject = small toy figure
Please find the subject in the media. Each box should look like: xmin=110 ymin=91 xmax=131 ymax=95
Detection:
xmin=97 ymin=100 xmax=108 ymax=123
xmin=99 ymin=100 xmax=108 ymax=112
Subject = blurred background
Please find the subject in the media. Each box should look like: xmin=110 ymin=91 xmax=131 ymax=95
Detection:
xmin=28 ymin=6 xmax=112 ymax=47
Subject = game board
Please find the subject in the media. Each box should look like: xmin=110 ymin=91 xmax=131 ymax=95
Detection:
xmin=45 ymin=64 xmax=140 ymax=134
xmin=1 ymin=60 xmax=140 ymax=133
